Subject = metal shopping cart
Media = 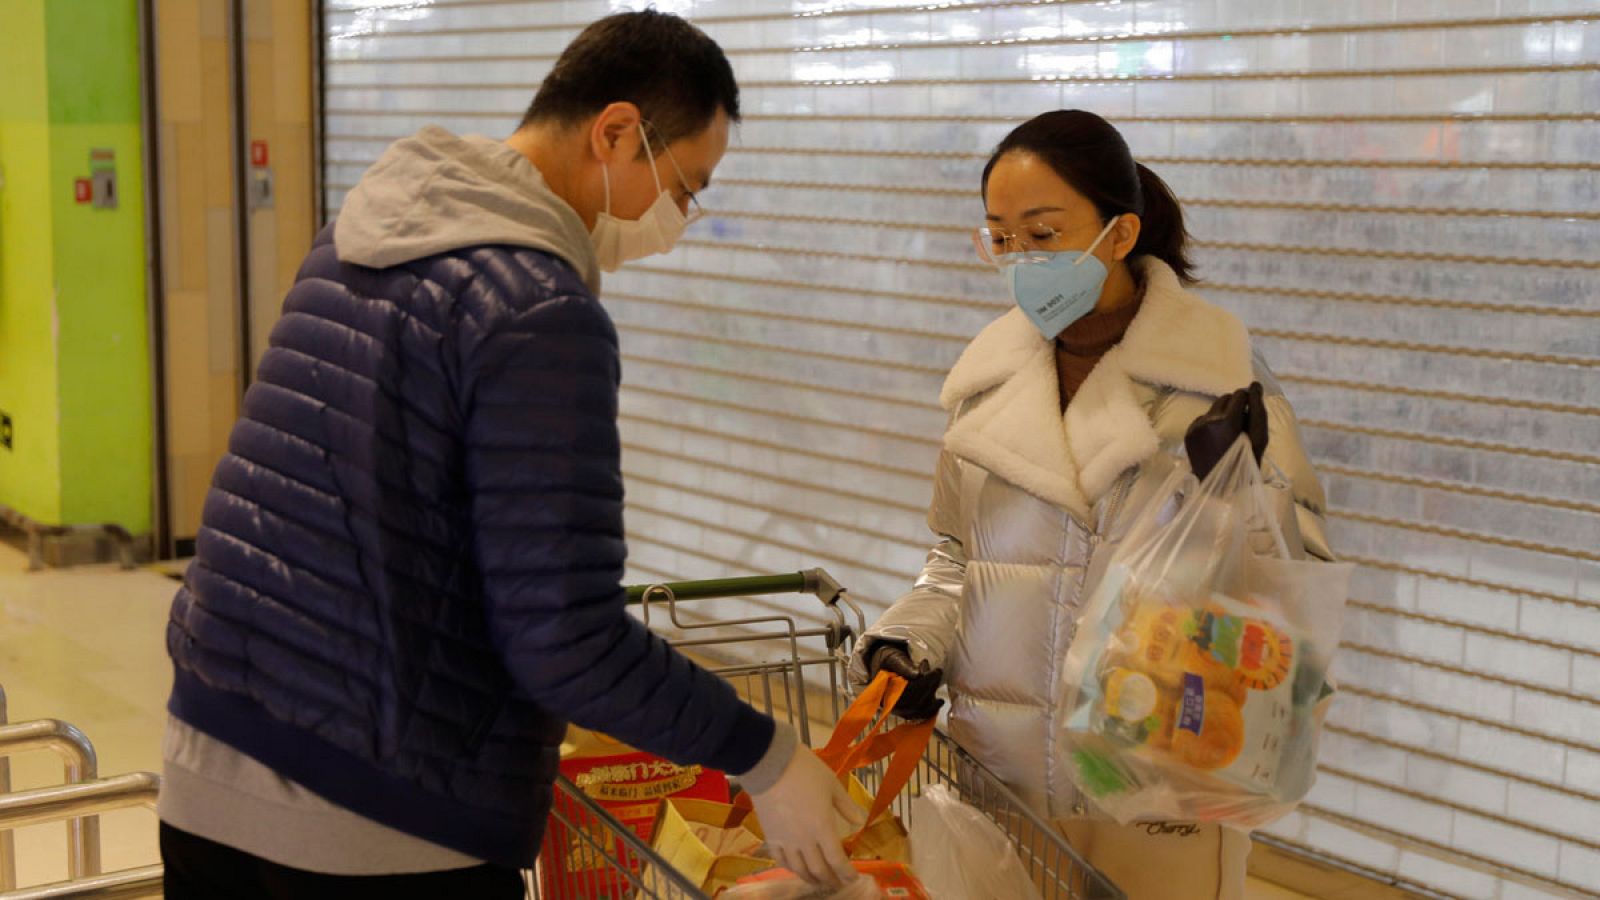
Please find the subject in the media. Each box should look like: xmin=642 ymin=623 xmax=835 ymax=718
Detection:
xmin=531 ymin=569 xmax=1124 ymax=900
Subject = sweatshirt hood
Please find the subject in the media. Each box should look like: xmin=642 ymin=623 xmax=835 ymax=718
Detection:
xmin=334 ymin=126 xmax=600 ymax=293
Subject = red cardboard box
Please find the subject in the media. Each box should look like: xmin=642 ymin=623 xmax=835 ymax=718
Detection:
xmin=540 ymin=729 xmax=730 ymax=899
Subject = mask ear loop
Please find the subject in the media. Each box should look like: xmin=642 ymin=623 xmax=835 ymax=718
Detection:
xmin=601 ymin=122 xmax=662 ymax=216
xmin=1073 ymin=216 xmax=1122 ymax=267
xmin=637 ymin=122 xmax=666 ymax=196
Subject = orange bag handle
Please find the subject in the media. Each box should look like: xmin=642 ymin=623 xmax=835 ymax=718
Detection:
xmin=816 ymin=671 xmax=936 ymax=847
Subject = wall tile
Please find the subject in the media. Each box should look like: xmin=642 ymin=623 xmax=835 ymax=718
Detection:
xmin=1451 ymin=811 xmax=1560 ymax=877
xmin=1396 ymin=850 xmax=1499 ymax=900
xmin=1355 ymin=783 xmax=1454 ymax=837
xmin=1405 ymin=756 xmax=1509 ymax=816
xmin=1304 ymin=816 xmax=1400 ymax=872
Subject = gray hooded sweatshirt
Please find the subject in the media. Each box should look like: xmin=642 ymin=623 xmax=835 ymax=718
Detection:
xmin=335 ymin=125 xmax=602 ymax=291
xmin=161 ymin=127 xmax=796 ymax=876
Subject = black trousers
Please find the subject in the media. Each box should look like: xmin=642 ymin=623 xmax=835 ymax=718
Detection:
xmin=160 ymin=822 xmax=526 ymax=899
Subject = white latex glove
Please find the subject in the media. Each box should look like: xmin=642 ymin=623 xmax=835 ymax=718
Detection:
xmin=747 ymin=748 xmax=866 ymax=888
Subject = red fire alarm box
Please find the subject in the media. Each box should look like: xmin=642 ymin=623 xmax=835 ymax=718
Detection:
xmin=250 ymin=140 xmax=269 ymax=167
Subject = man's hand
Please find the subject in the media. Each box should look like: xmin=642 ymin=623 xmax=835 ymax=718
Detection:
xmin=747 ymin=749 xmax=866 ymax=888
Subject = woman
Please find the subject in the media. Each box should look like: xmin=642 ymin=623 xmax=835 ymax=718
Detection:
xmin=849 ymin=110 xmax=1335 ymax=899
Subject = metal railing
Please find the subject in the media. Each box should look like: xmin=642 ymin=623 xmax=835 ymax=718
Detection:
xmin=0 ymin=774 xmax=158 ymax=834
xmin=0 ymin=776 xmax=161 ymax=900
xmin=0 ymin=722 xmax=101 ymax=881
xmin=0 ymin=866 xmax=163 ymax=900
xmin=0 ymin=685 xmax=11 ymax=891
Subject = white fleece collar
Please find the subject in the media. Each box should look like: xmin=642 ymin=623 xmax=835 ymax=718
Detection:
xmin=941 ymin=258 xmax=1254 ymax=518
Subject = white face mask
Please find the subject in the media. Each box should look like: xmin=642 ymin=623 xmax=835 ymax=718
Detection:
xmin=590 ymin=124 xmax=690 ymax=272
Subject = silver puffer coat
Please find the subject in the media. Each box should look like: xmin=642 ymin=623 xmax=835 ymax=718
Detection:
xmin=850 ymin=259 xmax=1333 ymax=823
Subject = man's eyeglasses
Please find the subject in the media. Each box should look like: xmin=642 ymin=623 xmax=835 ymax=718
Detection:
xmin=644 ymin=120 xmax=705 ymax=225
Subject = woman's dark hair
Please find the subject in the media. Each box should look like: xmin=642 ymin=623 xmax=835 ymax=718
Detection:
xmin=981 ymin=110 xmax=1194 ymax=283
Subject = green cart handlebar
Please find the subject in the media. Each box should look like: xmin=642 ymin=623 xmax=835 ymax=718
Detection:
xmin=624 ymin=569 xmax=842 ymax=605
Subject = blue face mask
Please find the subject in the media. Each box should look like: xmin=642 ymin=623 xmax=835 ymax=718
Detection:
xmin=1001 ymin=218 xmax=1119 ymax=340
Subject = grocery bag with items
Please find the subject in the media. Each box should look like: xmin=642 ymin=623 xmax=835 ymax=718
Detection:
xmin=642 ymin=671 xmax=937 ymax=898
xmin=1058 ymin=436 xmax=1353 ymax=829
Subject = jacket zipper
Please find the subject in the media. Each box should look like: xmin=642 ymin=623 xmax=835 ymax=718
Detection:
xmin=1060 ymin=389 xmax=1169 ymax=816
xmin=1065 ymin=470 xmax=1138 ymax=817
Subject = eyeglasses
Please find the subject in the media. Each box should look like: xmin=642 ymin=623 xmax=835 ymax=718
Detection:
xmin=644 ymin=120 xmax=706 ymax=225
xmin=972 ymin=223 xmax=1069 ymax=266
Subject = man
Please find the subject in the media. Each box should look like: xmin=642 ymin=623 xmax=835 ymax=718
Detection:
xmin=159 ymin=12 xmax=860 ymax=898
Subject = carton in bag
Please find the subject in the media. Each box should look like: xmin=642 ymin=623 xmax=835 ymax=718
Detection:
xmin=641 ymin=796 xmax=773 ymax=895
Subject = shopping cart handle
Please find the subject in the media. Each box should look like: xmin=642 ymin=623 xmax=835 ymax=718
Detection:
xmin=625 ymin=572 xmax=812 ymax=604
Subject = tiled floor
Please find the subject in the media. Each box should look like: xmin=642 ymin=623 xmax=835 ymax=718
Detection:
xmin=0 ymin=543 xmax=1318 ymax=897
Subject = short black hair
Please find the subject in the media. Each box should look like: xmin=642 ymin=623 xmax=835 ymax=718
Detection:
xmin=521 ymin=10 xmax=740 ymax=150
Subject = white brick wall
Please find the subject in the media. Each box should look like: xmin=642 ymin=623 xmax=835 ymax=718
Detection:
xmin=1406 ymin=756 xmax=1510 ymax=817
xmin=1507 ymin=783 xmax=1600 ymax=843
xmin=1362 ymin=612 xmax=1466 ymax=663
xmin=1557 ymin=843 xmax=1600 ymax=896
xmin=1321 ymin=730 xmax=1408 ymax=784
xmin=1335 ymin=647 xmax=1416 ymax=697
xmin=1397 ymin=849 xmax=1499 ymax=900
xmin=1262 ymin=808 xmax=1309 ymax=844
xmin=1452 ymin=811 xmax=1560 ymax=879
xmin=1304 ymin=815 xmax=1401 ymax=873
xmin=1459 ymin=723 xmax=1564 ymax=777
xmin=1579 ymin=562 xmax=1600 ymax=605
xmin=1513 ymin=692 xmax=1600 ymax=746
xmin=1354 ymin=697 xmax=1462 ymax=751
xmin=1465 ymin=633 xmax=1572 ymax=692
xmin=1520 ymin=599 xmax=1600 ymax=654
xmin=1417 ymin=579 xmax=1519 ymax=631
xmin=1470 ymin=547 xmax=1576 ymax=599
xmin=1565 ymin=750 xmax=1600 ymax=797
xmin=1412 ymin=666 xmax=1515 ymax=721
xmin=1498 ymin=879 xmax=1584 ymax=900
xmin=1570 ymin=655 xmax=1600 ymax=697
xmin=1306 ymin=771 xmax=1360 ymax=817
xmin=1355 ymin=783 xmax=1454 ymax=838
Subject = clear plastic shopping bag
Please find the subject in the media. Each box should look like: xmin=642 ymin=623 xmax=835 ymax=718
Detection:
xmin=909 ymin=785 xmax=1041 ymax=900
xmin=1057 ymin=437 xmax=1353 ymax=829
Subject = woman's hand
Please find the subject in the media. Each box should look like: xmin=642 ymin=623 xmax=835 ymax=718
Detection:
xmin=1184 ymin=381 xmax=1268 ymax=481
xmin=867 ymin=643 xmax=944 ymax=721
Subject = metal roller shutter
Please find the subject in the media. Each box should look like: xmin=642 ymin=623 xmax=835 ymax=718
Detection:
xmin=322 ymin=3 xmax=1600 ymax=896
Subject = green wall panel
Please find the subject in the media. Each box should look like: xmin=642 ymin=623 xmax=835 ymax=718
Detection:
xmin=0 ymin=0 xmax=63 ymax=524
xmin=51 ymin=123 xmax=151 ymax=533
xmin=0 ymin=0 xmax=151 ymax=533
xmin=47 ymin=0 xmax=152 ymax=533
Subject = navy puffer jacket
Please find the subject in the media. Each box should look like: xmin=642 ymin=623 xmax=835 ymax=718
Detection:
xmin=167 ymin=213 xmax=775 ymax=866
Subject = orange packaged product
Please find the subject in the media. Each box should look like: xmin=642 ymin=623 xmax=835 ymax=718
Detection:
xmin=725 ymin=860 xmax=932 ymax=899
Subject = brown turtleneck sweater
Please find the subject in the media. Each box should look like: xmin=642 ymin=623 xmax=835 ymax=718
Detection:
xmin=1056 ymin=292 xmax=1143 ymax=409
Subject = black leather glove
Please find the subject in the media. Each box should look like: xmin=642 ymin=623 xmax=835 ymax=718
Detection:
xmin=1184 ymin=381 xmax=1269 ymax=481
xmin=866 ymin=642 xmax=944 ymax=721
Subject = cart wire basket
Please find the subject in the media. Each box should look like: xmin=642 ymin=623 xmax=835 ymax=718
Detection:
xmin=528 ymin=569 xmax=1125 ymax=900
